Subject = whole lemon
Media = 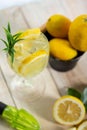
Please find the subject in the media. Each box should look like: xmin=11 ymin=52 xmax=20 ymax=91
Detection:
xmin=46 ymin=14 xmax=71 ymax=38
xmin=49 ymin=38 xmax=78 ymax=61
xmin=69 ymin=14 xmax=87 ymax=51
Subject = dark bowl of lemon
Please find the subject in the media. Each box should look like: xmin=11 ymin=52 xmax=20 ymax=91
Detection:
xmin=41 ymin=14 xmax=87 ymax=72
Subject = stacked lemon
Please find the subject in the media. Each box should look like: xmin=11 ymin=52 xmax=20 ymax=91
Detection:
xmin=45 ymin=14 xmax=87 ymax=61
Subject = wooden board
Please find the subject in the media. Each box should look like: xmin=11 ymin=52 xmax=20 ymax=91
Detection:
xmin=0 ymin=0 xmax=87 ymax=130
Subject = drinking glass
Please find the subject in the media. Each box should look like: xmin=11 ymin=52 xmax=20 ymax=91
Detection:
xmin=7 ymin=31 xmax=49 ymax=102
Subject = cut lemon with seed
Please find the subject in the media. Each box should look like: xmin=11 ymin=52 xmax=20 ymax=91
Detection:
xmin=53 ymin=95 xmax=85 ymax=126
xmin=18 ymin=50 xmax=48 ymax=77
xmin=19 ymin=28 xmax=41 ymax=39
xmin=78 ymin=120 xmax=87 ymax=130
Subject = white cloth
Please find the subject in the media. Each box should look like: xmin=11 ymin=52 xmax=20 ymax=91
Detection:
xmin=0 ymin=0 xmax=41 ymax=10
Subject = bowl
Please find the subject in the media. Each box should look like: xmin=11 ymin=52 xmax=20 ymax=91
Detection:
xmin=40 ymin=24 xmax=84 ymax=72
xmin=49 ymin=51 xmax=84 ymax=72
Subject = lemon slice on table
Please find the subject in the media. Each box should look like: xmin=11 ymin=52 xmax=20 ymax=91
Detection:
xmin=53 ymin=95 xmax=85 ymax=126
xmin=78 ymin=120 xmax=87 ymax=130
xmin=18 ymin=50 xmax=48 ymax=77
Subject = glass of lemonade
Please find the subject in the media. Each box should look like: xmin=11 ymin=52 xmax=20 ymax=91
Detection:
xmin=8 ymin=30 xmax=49 ymax=78
xmin=2 ymin=25 xmax=49 ymax=102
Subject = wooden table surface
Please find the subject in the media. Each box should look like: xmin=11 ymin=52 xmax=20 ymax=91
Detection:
xmin=0 ymin=0 xmax=87 ymax=130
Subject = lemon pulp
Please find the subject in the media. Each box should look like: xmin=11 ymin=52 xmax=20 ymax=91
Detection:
xmin=53 ymin=96 xmax=85 ymax=125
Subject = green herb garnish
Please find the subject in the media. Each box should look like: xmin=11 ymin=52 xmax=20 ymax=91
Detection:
xmin=67 ymin=87 xmax=87 ymax=111
xmin=1 ymin=23 xmax=23 ymax=63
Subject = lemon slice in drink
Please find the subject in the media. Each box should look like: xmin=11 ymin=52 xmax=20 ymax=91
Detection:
xmin=14 ymin=28 xmax=41 ymax=58
xmin=18 ymin=50 xmax=48 ymax=77
xmin=78 ymin=120 xmax=87 ymax=130
xmin=53 ymin=95 xmax=85 ymax=126
xmin=19 ymin=28 xmax=41 ymax=39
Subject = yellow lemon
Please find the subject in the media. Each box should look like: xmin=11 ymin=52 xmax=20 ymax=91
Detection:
xmin=46 ymin=14 xmax=71 ymax=38
xmin=69 ymin=14 xmax=87 ymax=51
xmin=53 ymin=95 xmax=85 ymax=126
xmin=78 ymin=120 xmax=87 ymax=130
xmin=49 ymin=38 xmax=77 ymax=61
xmin=18 ymin=50 xmax=48 ymax=77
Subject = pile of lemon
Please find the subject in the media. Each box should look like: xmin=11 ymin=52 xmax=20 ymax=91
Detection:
xmin=46 ymin=14 xmax=87 ymax=61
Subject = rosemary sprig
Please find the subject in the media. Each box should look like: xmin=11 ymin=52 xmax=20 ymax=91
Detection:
xmin=0 ymin=23 xmax=23 ymax=63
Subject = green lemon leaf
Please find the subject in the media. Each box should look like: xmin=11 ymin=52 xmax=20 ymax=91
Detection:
xmin=67 ymin=88 xmax=81 ymax=99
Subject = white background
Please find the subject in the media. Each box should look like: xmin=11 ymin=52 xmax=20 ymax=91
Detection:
xmin=0 ymin=0 xmax=40 ymax=10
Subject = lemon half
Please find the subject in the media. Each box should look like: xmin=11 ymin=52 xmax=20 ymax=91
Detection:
xmin=53 ymin=95 xmax=85 ymax=126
